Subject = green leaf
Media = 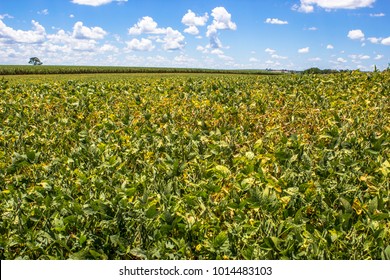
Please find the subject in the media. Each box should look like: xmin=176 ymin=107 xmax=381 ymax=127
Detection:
xmin=368 ymin=197 xmax=378 ymax=214
xmin=339 ymin=197 xmax=352 ymax=213
xmin=79 ymin=235 xmax=87 ymax=246
xmin=26 ymin=150 xmax=40 ymax=163
xmin=145 ymin=204 xmax=158 ymax=219
xmin=214 ymin=165 xmax=231 ymax=178
xmin=383 ymin=246 xmax=390 ymax=260
xmin=213 ymin=231 xmax=229 ymax=250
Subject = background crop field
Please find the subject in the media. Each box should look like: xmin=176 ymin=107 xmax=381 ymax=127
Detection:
xmin=0 ymin=71 xmax=389 ymax=260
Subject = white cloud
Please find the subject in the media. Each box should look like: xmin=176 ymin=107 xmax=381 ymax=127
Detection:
xmin=0 ymin=14 xmax=14 ymax=20
xmin=182 ymin=10 xmax=208 ymax=35
xmin=369 ymin=13 xmax=385 ymax=17
xmin=249 ymin=57 xmax=259 ymax=62
xmin=265 ymin=18 xmax=288 ymax=25
xmin=38 ymin=9 xmax=49 ymax=15
xmin=349 ymin=54 xmax=370 ymax=60
xmin=309 ymin=57 xmax=322 ymax=61
xmin=337 ymin=57 xmax=347 ymax=63
xmin=265 ymin=48 xmax=276 ymax=54
xmin=292 ymin=3 xmax=314 ymax=13
xmin=128 ymin=17 xmax=185 ymax=51
xmin=173 ymin=54 xmax=197 ymax=65
xmin=209 ymin=7 xmax=236 ymax=31
xmin=210 ymin=49 xmax=224 ymax=55
xmin=182 ymin=11 xmax=209 ymax=34
xmin=184 ymin=25 xmax=200 ymax=35
xmin=265 ymin=60 xmax=281 ymax=67
xmin=218 ymin=54 xmax=234 ymax=61
xmin=99 ymin=44 xmax=118 ymax=52
xmin=368 ymin=37 xmax=381 ymax=44
xmin=69 ymin=14 xmax=75 ymax=18
xmin=294 ymin=0 xmax=375 ymax=13
xmin=128 ymin=16 xmax=165 ymax=35
xmin=73 ymin=21 xmax=107 ymax=40
xmin=157 ymin=27 xmax=185 ymax=50
xmin=381 ymin=37 xmax=390 ymax=45
xmin=197 ymin=46 xmax=233 ymax=61
xmin=206 ymin=7 xmax=236 ymax=49
xmin=46 ymin=29 xmax=98 ymax=52
xmin=298 ymin=47 xmax=310 ymax=53
xmin=327 ymin=44 xmax=334 ymax=49
xmin=374 ymin=54 xmax=384 ymax=60
xmin=348 ymin=29 xmax=365 ymax=41
xmin=0 ymin=19 xmax=123 ymax=65
xmin=126 ymin=38 xmax=154 ymax=51
xmin=272 ymin=54 xmax=287 ymax=59
xmin=71 ymin=0 xmax=127 ymax=6
xmin=307 ymin=27 xmax=318 ymax=31
xmin=0 ymin=19 xmax=46 ymax=43
xmin=196 ymin=45 xmax=205 ymax=52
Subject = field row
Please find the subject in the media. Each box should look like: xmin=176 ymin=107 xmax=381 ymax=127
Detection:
xmin=0 ymin=65 xmax=278 ymax=76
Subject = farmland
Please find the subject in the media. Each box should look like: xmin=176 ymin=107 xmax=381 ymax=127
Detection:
xmin=0 ymin=70 xmax=389 ymax=260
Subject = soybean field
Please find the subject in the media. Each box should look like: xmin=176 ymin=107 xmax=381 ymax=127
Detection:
xmin=0 ymin=71 xmax=389 ymax=260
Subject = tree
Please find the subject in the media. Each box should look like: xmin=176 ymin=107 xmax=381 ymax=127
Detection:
xmin=29 ymin=57 xmax=43 ymax=65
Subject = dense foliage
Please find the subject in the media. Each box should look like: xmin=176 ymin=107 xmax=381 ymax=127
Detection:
xmin=0 ymin=72 xmax=389 ymax=259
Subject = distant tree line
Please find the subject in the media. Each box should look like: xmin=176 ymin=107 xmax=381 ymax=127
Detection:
xmin=303 ymin=65 xmax=390 ymax=74
xmin=302 ymin=67 xmax=343 ymax=74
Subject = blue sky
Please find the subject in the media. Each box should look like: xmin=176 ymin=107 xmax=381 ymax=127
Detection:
xmin=0 ymin=0 xmax=389 ymax=70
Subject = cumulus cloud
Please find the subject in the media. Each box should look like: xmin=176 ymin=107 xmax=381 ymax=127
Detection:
xmin=128 ymin=16 xmax=185 ymax=50
xmin=337 ymin=57 xmax=347 ymax=63
xmin=368 ymin=36 xmax=390 ymax=45
xmin=293 ymin=0 xmax=375 ymax=13
xmin=126 ymin=38 xmax=154 ymax=51
xmin=298 ymin=47 xmax=310 ymax=53
xmin=348 ymin=29 xmax=365 ymax=41
xmin=99 ymin=43 xmax=118 ymax=52
xmin=183 ymin=25 xmax=200 ymax=35
xmin=128 ymin=16 xmax=165 ymax=35
xmin=381 ymin=37 xmax=390 ymax=45
xmin=265 ymin=18 xmax=288 ymax=25
xmin=182 ymin=10 xmax=208 ymax=35
xmin=71 ymin=0 xmax=127 ymax=6
xmin=47 ymin=29 xmax=99 ymax=52
xmin=0 ymin=19 xmax=46 ymax=43
xmin=156 ymin=27 xmax=185 ymax=50
xmin=327 ymin=44 xmax=334 ymax=49
xmin=73 ymin=21 xmax=107 ymax=39
xmin=209 ymin=7 xmax=236 ymax=31
xmin=206 ymin=7 xmax=236 ymax=49
xmin=292 ymin=3 xmax=314 ymax=13
xmin=0 ymin=18 xmax=122 ymax=65
xmin=368 ymin=37 xmax=381 ymax=43
xmin=44 ymin=22 xmax=108 ymax=54
xmin=265 ymin=48 xmax=276 ymax=54
xmin=374 ymin=54 xmax=384 ymax=60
